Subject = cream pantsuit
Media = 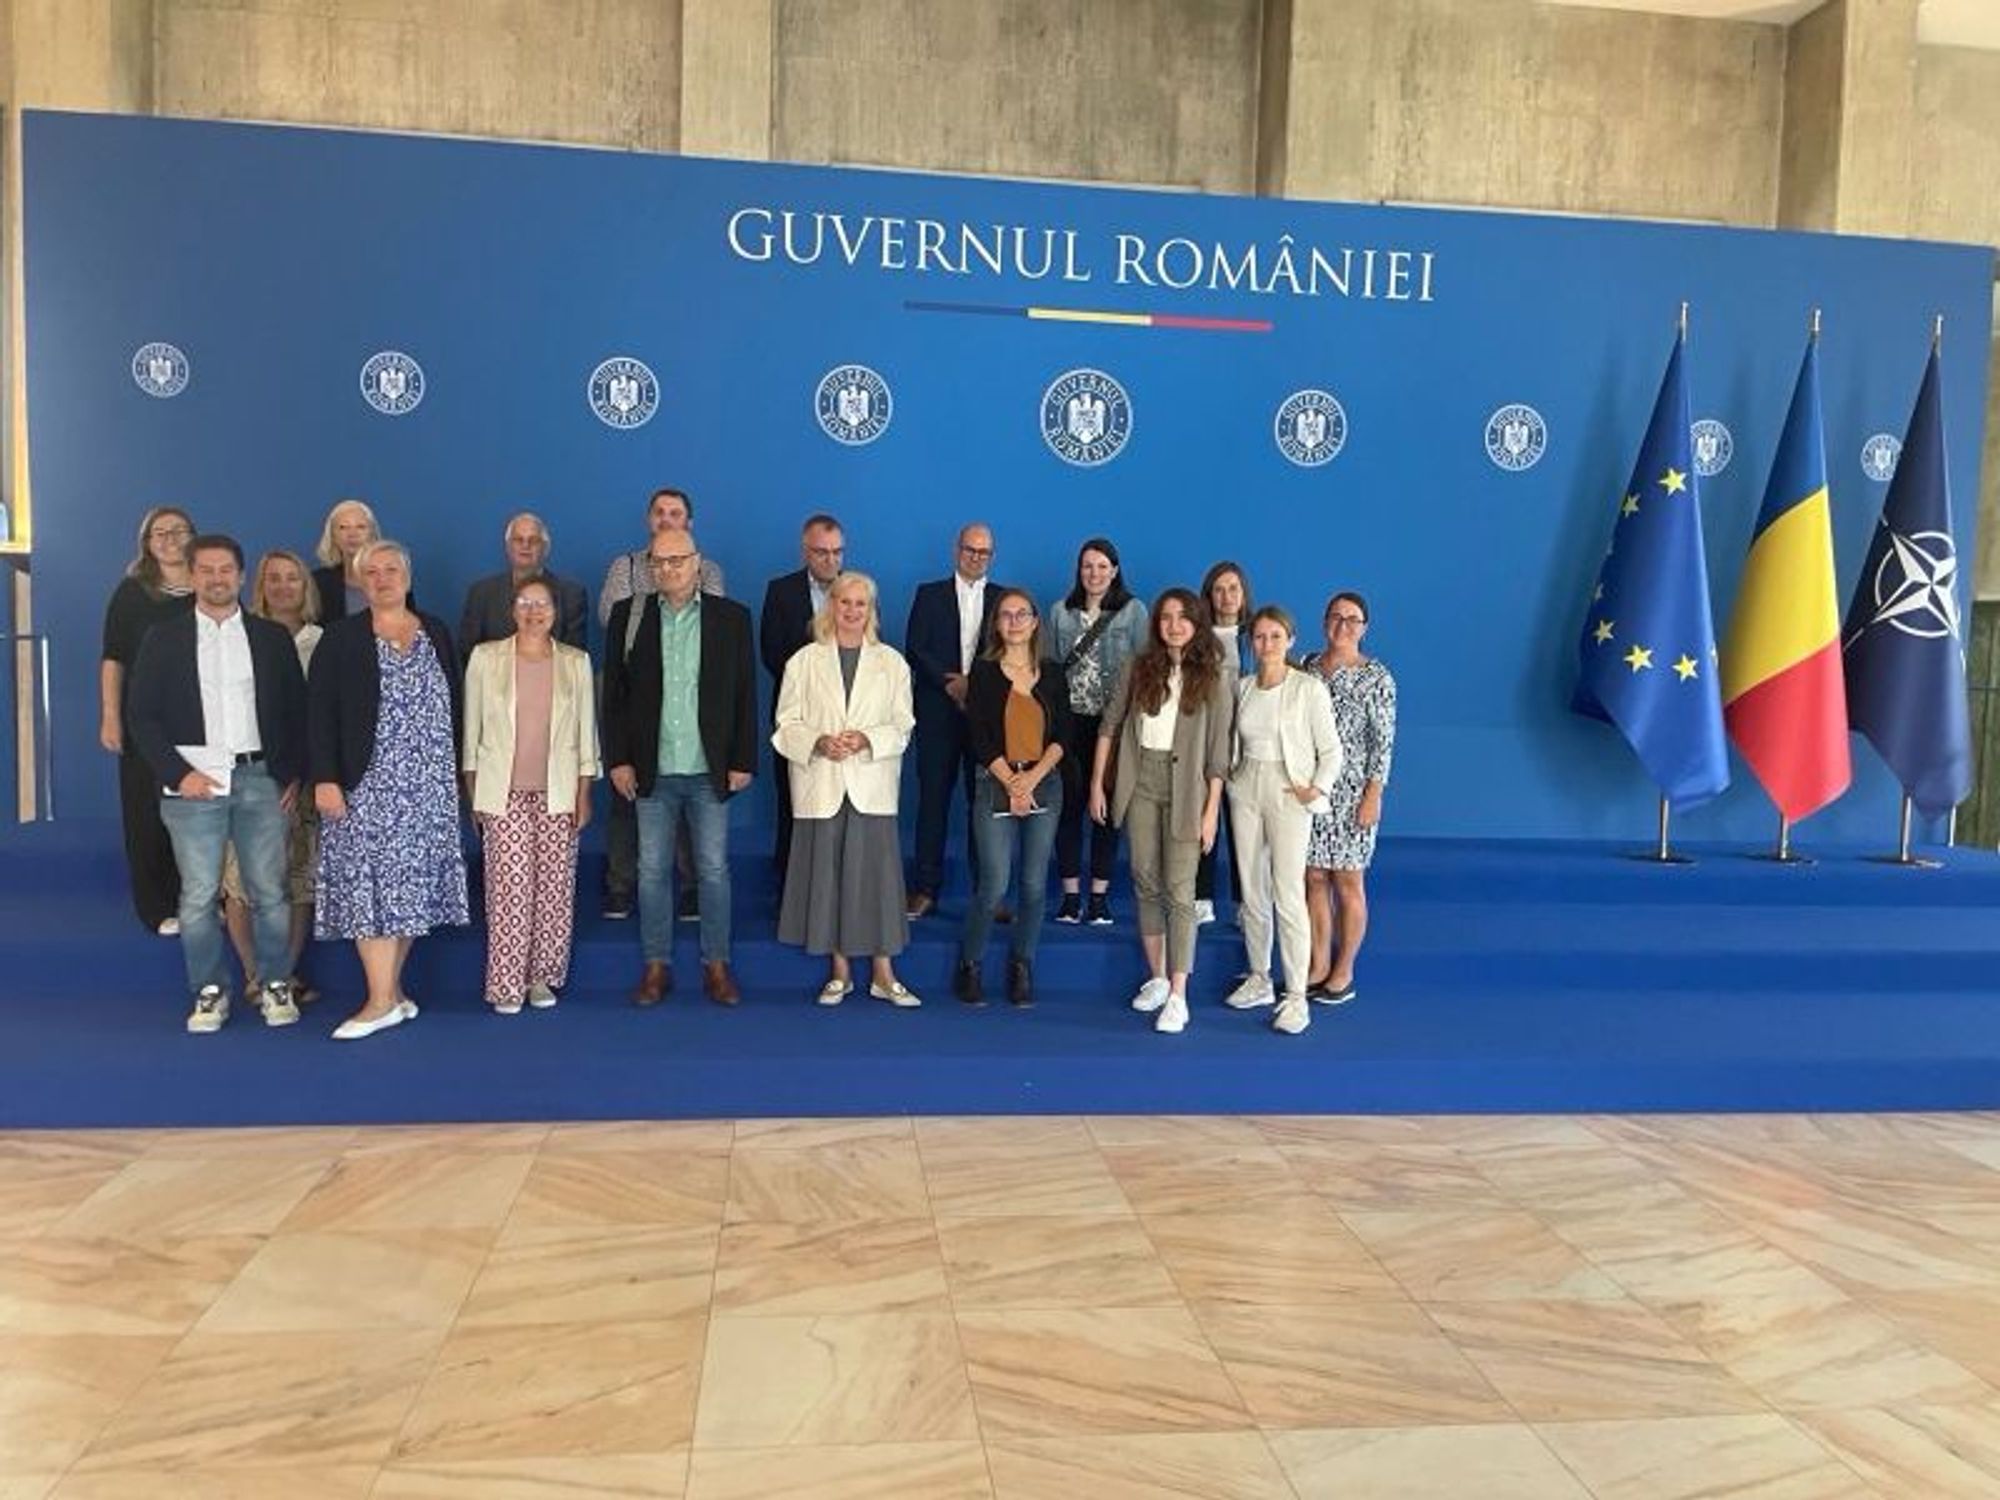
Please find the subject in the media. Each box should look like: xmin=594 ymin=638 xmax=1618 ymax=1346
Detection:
xmin=1229 ymin=760 xmax=1314 ymax=998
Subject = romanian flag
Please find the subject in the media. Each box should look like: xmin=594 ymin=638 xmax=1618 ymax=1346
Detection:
xmin=1721 ymin=337 xmax=1852 ymax=821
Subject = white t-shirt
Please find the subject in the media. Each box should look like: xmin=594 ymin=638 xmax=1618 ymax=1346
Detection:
xmin=1238 ymin=678 xmax=1284 ymax=761
xmin=1138 ymin=667 xmax=1181 ymax=751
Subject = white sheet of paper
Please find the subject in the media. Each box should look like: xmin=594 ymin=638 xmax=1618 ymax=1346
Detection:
xmin=173 ymin=744 xmax=233 ymax=797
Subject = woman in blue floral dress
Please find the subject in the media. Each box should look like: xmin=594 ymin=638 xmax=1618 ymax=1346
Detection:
xmin=1302 ymin=591 xmax=1396 ymax=1004
xmin=309 ymin=540 xmax=468 ymax=1040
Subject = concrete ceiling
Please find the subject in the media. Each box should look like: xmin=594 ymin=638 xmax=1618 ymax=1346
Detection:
xmin=1538 ymin=0 xmax=2000 ymax=49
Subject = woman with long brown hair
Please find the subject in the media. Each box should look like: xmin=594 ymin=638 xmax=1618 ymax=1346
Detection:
xmin=1088 ymin=588 xmax=1232 ymax=1035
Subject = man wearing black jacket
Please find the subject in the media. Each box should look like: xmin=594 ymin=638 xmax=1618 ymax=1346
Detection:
xmin=128 ymin=534 xmax=308 ymax=1032
xmin=603 ymin=528 xmax=758 ymax=1007
xmin=758 ymin=512 xmax=846 ymax=888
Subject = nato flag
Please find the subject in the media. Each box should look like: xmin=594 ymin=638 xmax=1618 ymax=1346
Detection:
xmin=1572 ymin=335 xmax=1730 ymax=810
xmin=1840 ymin=345 xmax=1971 ymax=818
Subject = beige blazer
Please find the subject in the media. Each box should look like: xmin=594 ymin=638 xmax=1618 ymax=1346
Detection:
xmin=772 ymin=639 xmax=915 ymax=819
xmin=1099 ymin=658 xmax=1234 ymax=843
xmin=462 ymin=638 xmax=602 ymax=817
xmin=1230 ymin=667 xmax=1344 ymax=815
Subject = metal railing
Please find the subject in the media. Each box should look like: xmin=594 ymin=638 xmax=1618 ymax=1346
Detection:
xmin=2 ymin=631 xmax=53 ymax=821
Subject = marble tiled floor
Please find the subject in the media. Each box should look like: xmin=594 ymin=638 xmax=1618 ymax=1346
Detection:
xmin=3 ymin=1112 xmax=2000 ymax=1498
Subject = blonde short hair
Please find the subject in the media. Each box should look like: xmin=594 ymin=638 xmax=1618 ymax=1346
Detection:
xmin=353 ymin=538 xmax=413 ymax=597
xmin=315 ymin=498 xmax=379 ymax=567
xmin=249 ymin=549 xmax=321 ymax=625
xmin=810 ymin=570 xmax=881 ymax=645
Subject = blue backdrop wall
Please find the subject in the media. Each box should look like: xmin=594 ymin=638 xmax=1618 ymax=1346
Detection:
xmin=23 ymin=110 xmax=1995 ymax=840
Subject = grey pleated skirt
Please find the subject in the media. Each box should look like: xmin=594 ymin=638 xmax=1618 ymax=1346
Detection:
xmin=778 ymin=799 xmax=909 ymax=957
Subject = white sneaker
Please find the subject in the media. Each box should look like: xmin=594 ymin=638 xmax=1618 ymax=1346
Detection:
xmin=1154 ymin=992 xmax=1189 ymax=1034
xmin=1224 ymin=974 xmax=1276 ymax=1009
xmin=1272 ymin=996 xmax=1311 ymax=1035
xmin=157 ymin=917 xmax=181 ymax=937
xmin=1130 ymin=977 xmax=1170 ymax=1013
xmin=1192 ymin=900 xmax=1215 ymax=926
xmin=527 ymin=983 xmax=558 ymax=1009
xmin=490 ymin=995 xmax=524 ymax=1016
xmin=185 ymin=985 xmax=228 ymax=1033
xmin=257 ymin=980 xmax=300 ymax=1028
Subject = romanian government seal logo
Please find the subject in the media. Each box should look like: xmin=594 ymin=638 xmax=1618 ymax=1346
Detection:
xmin=1484 ymin=404 xmax=1547 ymax=472
xmin=815 ymin=365 xmax=892 ymax=445
xmin=1860 ymin=433 xmax=1901 ymax=483
xmin=1691 ymin=418 xmax=1733 ymax=478
xmin=359 ymin=351 xmax=425 ymax=416
xmin=589 ymin=357 xmax=659 ymax=429
xmin=1274 ymin=389 xmax=1347 ymax=467
xmin=1041 ymin=368 xmax=1132 ymax=467
xmin=132 ymin=342 xmax=189 ymax=399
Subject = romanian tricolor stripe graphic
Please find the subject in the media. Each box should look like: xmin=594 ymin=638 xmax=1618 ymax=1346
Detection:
xmin=1720 ymin=338 xmax=1852 ymax=821
xmin=906 ymin=300 xmax=1272 ymax=333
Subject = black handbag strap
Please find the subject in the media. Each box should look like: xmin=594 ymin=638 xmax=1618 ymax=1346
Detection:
xmin=1061 ymin=609 xmax=1115 ymax=671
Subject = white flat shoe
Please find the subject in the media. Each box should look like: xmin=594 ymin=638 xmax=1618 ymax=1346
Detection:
xmin=332 ymin=1007 xmax=407 ymax=1042
xmin=817 ymin=979 xmax=853 ymax=1007
xmin=869 ymin=980 xmax=921 ymax=1008
xmin=398 ymin=997 xmax=421 ymax=1019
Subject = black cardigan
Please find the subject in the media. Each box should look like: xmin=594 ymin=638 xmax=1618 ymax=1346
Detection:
xmin=306 ymin=611 xmax=461 ymax=790
xmin=127 ymin=611 xmax=309 ymax=790
xmin=964 ymin=656 xmax=1074 ymax=769
xmin=601 ymin=591 xmax=758 ymax=800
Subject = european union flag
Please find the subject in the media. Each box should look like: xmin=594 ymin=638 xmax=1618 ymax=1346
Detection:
xmin=1841 ymin=343 xmax=1971 ymax=818
xmin=1572 ymin=334 xmax=1730 ymax=809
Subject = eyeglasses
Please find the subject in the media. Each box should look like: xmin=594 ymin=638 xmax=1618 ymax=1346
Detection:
xmin=996 ymin=608 xmax=1036 ymax=624
xmin=514 ymin=597 xmax=554 ymax=612
xmin=651 ymin=553 xmax=697 ymax=569
xmin=148 ymin=524 xmax=192 ymax=539
xmin=1328 ymin=615 xmax=1366 ymax=629
xmin=958 ymin=545 xmax=994 ymax=560
xmin=806 ymin=546 xmax=844 ymax=562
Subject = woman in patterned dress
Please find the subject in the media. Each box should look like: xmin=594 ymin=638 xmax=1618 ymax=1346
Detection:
xmin=1302 ymin=591 xmax=1397 ymax=1004
xmin=308 ymin=539 xmax=469 ymax=1040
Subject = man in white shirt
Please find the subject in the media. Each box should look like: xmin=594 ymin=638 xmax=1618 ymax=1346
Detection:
xmin=903 ymin=523 xmax=1009 ymax=916
xmin=128 ymin=534 xmax=309 ymax=1032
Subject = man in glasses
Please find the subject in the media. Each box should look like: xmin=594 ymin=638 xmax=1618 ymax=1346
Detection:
xmin=603 ymin=528 xmax=757 ymax=1007
xmin=903 ymin=523 xmax=1011 ymax=918
xmin=759 ymin=513 xmax=848 ymax=893
xmin=457 ymin=511 xmax=587 ymax=660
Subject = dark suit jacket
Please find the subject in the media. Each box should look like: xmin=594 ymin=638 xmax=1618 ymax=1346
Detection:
xmin=904 ymin=575 xmax=1011 ymax=725
xmin=128 ymin=611 xmax=309 ymax=791
xmin=306 ymin=611 xmax=462 ymax=791
xmin=759 ymin=568 xmax=818 ymax=686
xmin=314 ymin=564 xmax=416 ymax=624
xmin=457 ymin=569 xmax=588 ymax=660
xmin=602 ymin=592 xmax=758 ymax=801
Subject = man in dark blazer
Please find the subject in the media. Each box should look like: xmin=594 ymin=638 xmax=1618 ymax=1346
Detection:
xmin=128 ymin=533 xmax=309 ymax=1033
xmin=903 ymin=521 xmax=1010 ymax=917
xmin=603 ymin=527 xmax=758 ymax=1007
xmin=457 ymin=511 xmax=588 ymax=659
xmin=758 ymin=512 xmax=846 ymax=889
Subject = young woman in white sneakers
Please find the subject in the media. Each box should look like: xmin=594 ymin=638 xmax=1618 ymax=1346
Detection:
xmin=1222 ymin=606 xmax=1343 ymax=1035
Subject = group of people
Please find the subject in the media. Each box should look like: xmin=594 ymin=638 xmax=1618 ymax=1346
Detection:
xmin=101 ymin=494 xmax=1397 ymax=1040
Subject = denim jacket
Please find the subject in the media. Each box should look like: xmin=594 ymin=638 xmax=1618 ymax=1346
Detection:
xmin=1047 ymin=596 xmax=1150 ymax=717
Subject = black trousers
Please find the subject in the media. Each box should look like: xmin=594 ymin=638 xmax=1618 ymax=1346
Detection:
xmin=911 ymin=707 xmax=976 ymax=899
xmin=1055 ymin=711 xmax=1118 ymax=885
xmin=118 ymin=749 xmax=180 ymax=930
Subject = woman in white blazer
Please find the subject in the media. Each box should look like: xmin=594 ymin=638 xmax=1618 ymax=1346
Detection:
xmin=1223 ymin=605 xmax=1343 ymax=1035
xmin=462 ymin=574 xmax=601 ymax=1014
xmin=772 ymin=571 xmax=921 ymax=1007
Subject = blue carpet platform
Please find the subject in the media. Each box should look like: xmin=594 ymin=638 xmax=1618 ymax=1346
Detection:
xmin=4 ymin=820 xmax=1999 ymax=1127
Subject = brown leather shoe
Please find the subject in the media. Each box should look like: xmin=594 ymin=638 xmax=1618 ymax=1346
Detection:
xmin=905 ymin=892 xmax=936 ymax=919
xmin=703 ymin=961 xmax=741 ymax=1007
xmin=633 ymin=961 xmax=671 ymax=1007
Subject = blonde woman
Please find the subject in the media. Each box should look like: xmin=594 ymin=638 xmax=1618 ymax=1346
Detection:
xmin=772 ymin=571 xmax=920 ymax=1007
xmin=1223 ymin=606 xmax=1343 ymax=1035
xmin=463 ymin=574 xmax=600 ymax=1014
xmin=311 ymin=498 xmax=382 ymax=622
xmin=100 ymin=505 xmax=197 ymax=932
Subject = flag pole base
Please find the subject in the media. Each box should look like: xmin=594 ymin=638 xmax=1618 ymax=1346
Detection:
xmin=1627 ymin=796 xmax=1696 ymax=864
xmin=1866 ymin=852 xmax=1943 ymax=869
xmin=1748 ymin=813 xmax=1812 ymax=864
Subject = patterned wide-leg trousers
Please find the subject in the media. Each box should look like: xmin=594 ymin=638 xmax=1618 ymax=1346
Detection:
xmin=482 ymin=789 xmax=579 ymax=1004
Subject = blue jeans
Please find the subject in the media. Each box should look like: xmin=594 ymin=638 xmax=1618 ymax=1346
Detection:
xmin=961 ymin=769 xmax=1061 ymax=965
xmin=635 ymin=774 xmax=731 ymax=964
xmin=158 ymin=762 xmax=292 ymax=994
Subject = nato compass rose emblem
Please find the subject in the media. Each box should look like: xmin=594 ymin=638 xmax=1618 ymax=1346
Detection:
xmin=1485 ymin=404 xmax=1547 ymax=472
xmin=359 ymin=351 xmax=425 ymax=416
xmin=131 ymin=342 xmax=189 ymax=399
xmin=589 ymin=357 xmax=659 ymax=430
xmin=1864 ymin=529 xmax=1960 ymax=641
xmin=1861 ymin=433 xmax=1902 ymax=483
xmin=1041 ymin=368 xmax=1132 ymax=467
xmin=1274 ymin=389 xmax=1347 ymax=467
xmin=1691 ymin=419 xmax=1734 ymax=477
xmin=815 ymin=364 xmax=892 ymax=445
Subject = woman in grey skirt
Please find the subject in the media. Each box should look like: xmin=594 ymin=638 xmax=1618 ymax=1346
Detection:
xmin=772 ymin=571 xmax=922 ymax=1006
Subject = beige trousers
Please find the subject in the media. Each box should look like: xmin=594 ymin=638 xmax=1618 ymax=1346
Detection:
xmin=1125 ymin=749 xmax=1201 ymax=974
xmin=1228 ymin=758 xmax=1313 ymax=999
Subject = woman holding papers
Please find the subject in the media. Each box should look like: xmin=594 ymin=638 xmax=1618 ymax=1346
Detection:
xmin=955 ymin=588 xmax=1070 ymax=1008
